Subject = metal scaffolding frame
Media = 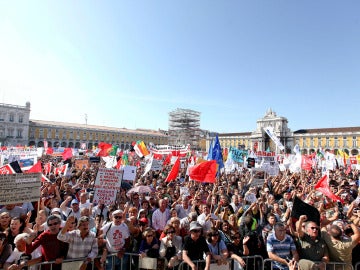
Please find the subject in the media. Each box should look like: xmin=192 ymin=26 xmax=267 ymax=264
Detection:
xmin=168 ymin=108 xmax=201 ymax=148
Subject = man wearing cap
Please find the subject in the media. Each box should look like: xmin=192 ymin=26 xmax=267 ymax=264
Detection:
xmin=60 ymin=196 xmax=81 ymax=220
xmin=182 ymin=221 xmax=211 ymax=270
xmin=25 ymin=215 xmax=68 ymax=270
xmin=100 ymin=209 xmax=130 ymax=270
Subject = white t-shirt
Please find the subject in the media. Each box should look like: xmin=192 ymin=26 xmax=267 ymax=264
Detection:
xmin=101 ymin=222 xmax=130 ymax=253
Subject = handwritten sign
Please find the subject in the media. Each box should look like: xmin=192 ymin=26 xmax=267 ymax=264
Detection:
xmin=0 ymin=173 xmax=41 ymax=205
xmin=93 ymin=168 xmax=122 ymax=205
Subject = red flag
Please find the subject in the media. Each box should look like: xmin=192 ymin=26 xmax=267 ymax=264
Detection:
xmin=0 ymin=164 xmax=15 ymax=174
xmin=315 ymin=175 xmax=343 ymax=203
xmin=189 ymin=160 xmax=217 ymax=183
xmin=44 ymin=162 xmax=52 ymax=175
xmin=301 ymin=155 xmax=313 ymax=171
xmin=26 ymin=161 xmax=42 ymax=173
xmin=97 ymin=142 xmax=112 ymax=157
xmin=62 ymin=148 xmax=73 ymax=160
xmin=54 ymin=164 xmax=68 ymax=176
xmin=46 ymin=147 xmax=54 ymax=155
xmin=166 ymin=158 xmax=180 ymax=182
xmin=163 ymin=154 xmax=172 ymax=166
xmin=153 ymin=153 xmax=163 ymax=160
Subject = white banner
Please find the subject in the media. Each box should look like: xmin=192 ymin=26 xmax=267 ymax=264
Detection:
xmin=263 ymin=126 xmax=285 ymax=151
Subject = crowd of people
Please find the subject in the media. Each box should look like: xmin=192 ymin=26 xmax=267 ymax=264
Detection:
xmin=0 ymin=154 xmax=360 ymax=270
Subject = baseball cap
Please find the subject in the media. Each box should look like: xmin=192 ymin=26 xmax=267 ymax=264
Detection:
xmin=51 ymin=208 xmax=62 ymax=214
xmin=189 ymin=221 xmax=202 ymax=231
xmin=71 ymin=199 xmax=79 ymax=205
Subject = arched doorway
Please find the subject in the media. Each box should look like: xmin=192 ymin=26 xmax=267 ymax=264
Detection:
xmin=37 ymin=141 xmax=44 ymax=147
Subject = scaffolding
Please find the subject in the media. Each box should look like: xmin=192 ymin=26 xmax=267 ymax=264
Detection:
xmin=168 ymin=108 xmax=201 ymax=148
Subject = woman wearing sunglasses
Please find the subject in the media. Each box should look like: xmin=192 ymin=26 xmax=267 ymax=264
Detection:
xmin=159 ymin=225 xmax=182 ymax=268
xmin=206 ymin=228 xmax=229 ymax=265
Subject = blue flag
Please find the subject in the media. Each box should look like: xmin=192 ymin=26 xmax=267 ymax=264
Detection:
xmin=212 ymin=135 xmax=224 ymax=169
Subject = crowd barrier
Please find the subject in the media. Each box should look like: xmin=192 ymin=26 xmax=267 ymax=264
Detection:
xmin=2 ymin=253 xmax=355 ymax=270
xmin=263 ymin=258 xmax=352 ymax=270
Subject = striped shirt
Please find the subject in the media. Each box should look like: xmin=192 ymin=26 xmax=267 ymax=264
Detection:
xmin=266 ymin=233 xmax=296 ymax=269
xmin=57 ymin=230 xmax=98 ymax=259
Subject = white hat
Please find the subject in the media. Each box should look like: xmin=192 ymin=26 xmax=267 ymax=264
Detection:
xmin=112 ymin=210 xmax=123 ymax=216
xmin=51 ymin=208 xmax=62 ymax=214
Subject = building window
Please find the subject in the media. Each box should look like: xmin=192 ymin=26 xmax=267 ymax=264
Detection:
xmin=9 ymin=113 xmax=14 ymax=122
xmin=334 ymin=137 xmax=338 ymax=147
xmin=17 ymin=129 xmax=22 ymax=138
xmin=39 ymin=129 xmax=44 ymax=139
xmin=18 ymin=115 xmax=23 ymax=123
xmin=7 ymin=129 xmax=13 ymax=137
xmin=326 ymin=137 xmax=329 ymax=147
xmin=353 ymin=136 xmax=357 ymax=147
xmin=29 ymin=129 xmax=35 ymax=139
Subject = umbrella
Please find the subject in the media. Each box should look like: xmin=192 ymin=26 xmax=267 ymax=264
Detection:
xmin=126 ymin=185 xmax=154 ymax=196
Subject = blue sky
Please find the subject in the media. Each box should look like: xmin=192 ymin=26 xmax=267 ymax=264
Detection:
xmin=0 ymin=1 xmax=359 ymax=133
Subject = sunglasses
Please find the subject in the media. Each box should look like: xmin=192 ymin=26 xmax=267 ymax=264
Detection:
xmin=114 ymin=216 xmax=123 ymax=219
xmin=48 ymin=222 xmax=59 ymax=226
xmin=167 ymin=231 xmax=175 ymax=234
xmin=310 ymin=227 xmax=319 ymax=230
